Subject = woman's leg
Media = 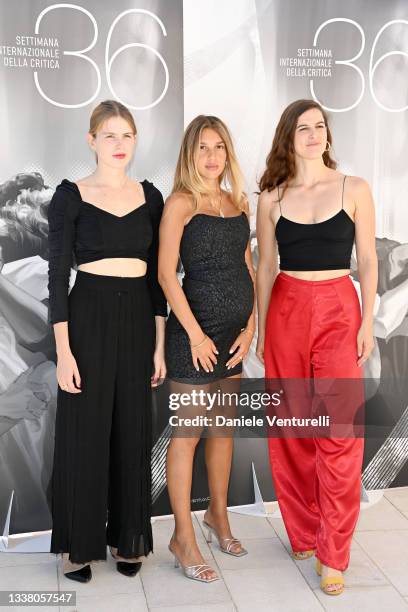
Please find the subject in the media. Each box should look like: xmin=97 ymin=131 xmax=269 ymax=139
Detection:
xmin=166 ymin=380 xmax=217 ymax=580
xmin=311 ymin=276 xmax=364 ymax=576
xmin=106 ymin=282 xmax=155 ymax=561
xmin=264 ymin=275 xmax=320 ymax=554
xmin=51 ymin=278 xmax=117 ymax=566
xmin=204 ymin=374 xmax=244 ymax=554
xmin=107 ymin=378 xmax=153 ymax=561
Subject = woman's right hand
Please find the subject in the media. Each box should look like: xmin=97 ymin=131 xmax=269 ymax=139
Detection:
xmin=256 ymin=334 xmax=265 ymax=364
xmin=56 ymin=350 xmax=82 ymax=393
xmin=190 ymin=334 xmax=218 ymax=373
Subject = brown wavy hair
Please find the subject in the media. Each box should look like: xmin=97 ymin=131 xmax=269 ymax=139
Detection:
xmin=258 ymin=99 xmax=337 ymax=199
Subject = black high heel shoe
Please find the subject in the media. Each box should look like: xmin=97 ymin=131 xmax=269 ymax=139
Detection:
xmin=64 ymin=564 xmax=92 ymax=583
xmin=109 ymin=548 xmax=142 ymax=577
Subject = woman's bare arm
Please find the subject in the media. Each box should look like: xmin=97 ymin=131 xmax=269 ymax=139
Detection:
xmin=255 ymin=189 xmax=279 ymax=363
xmin=244 ymin=234 xmax=256 ymax=333
xmin=158 ymin=193 xmax=218 ymax=372
xmin=352 ymin=177 xmax=378 ymax=365
xmin=225 ymin=204 xmax=257 ymax=369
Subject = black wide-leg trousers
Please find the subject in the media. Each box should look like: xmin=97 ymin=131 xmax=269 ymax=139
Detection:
xmin=50 ymin=270 xmax=155 ymax=564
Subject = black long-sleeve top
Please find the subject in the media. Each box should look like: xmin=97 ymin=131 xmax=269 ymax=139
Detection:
xmin=47 ymin=178 xmax=167 ymax=324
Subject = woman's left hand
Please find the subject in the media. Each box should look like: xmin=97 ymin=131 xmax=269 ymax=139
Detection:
xmin=357 ymin=321 xmax=375 ymax=367
xmin=226 ymin=328 xmax=254 ymax=370
xmin=151 ymin=347 xmax=166 ymax=387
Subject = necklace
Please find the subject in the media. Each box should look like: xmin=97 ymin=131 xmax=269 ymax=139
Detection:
xmin=209 ymin=189 xmax=224 ymax=217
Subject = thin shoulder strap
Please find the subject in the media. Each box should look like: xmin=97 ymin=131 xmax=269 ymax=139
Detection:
xmin=277 ymin=184 xmax=282 ymax=216
xmin=341 ymin=175 xmax=347 ymax=210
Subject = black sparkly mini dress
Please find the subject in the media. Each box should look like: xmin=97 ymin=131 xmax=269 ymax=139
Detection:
xmin=165 ymin=212 xmax=254 ymax=382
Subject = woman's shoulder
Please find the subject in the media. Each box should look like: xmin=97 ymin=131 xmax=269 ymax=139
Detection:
xmin=141 ymin=179 xmax=166 ymax=208
xmin=49 ymin=179 xmax=82 ymax=216
xmin=55 ymin=178 xmax=81 ymax=195
xmin=137 ymin=179 xmax=164 ymax=218
xmin=141 ymin=178 xmax=159 ymax=195
xmin=166 ymin=190 xmax=192 ymax=204
xmin=258 ymin=186 xmax=281 ymax=212
xmin=325 ymin=170 xmax=369 ymax=194
xmin=344 ymin=174 xmax=370 ymax=192
xmin=343 ymin=175 xmax=373 ymax=214
xmin=163 ymin=191 xmax=194 ymax=216
xmin=222 ymin=189 xmax=249 ymax=214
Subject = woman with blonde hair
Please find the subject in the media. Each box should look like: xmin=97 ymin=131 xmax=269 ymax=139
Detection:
xmin=48 ymin=100 xmax=167 ymax=582
xmin=159 ymin=115 xmax=256 ymax=582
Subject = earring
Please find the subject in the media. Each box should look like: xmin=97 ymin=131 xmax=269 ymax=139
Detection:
xmin=325 ymin=141 xmax=331 ymax=152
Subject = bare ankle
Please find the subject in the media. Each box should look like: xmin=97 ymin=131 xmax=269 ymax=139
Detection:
xmin=206 ymin=506 xmax=227 ymax=517
xmin=172 ymin=534 xmax=196 ymax=549
xmin=62 ymin=555 xmax=90 ymax=572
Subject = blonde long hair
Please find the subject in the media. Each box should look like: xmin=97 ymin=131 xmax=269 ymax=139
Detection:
xmin=172 ymin=115 xmax=246 ymax=210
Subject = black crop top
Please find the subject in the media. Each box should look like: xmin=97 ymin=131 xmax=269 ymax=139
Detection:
xmin=47 ymin=178 xmax=167 ymax=324
xmin=275 ymin=175 xmax=355 ymax=271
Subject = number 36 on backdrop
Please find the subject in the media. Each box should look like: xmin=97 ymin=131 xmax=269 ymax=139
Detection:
xmin=311 ymin=18 xmax=408 ymax=113
xmin=34 ymin=3 xmax=169 ymax=110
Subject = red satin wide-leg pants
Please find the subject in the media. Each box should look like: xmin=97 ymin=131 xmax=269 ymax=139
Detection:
xmin=264 ymin=272 xmax=364 ymax=571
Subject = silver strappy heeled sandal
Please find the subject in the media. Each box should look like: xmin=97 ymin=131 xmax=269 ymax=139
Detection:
xmin=203 ymin=520 xmax=248 ymax=557
xmin=168 ymin=544 xmax=219 ymax=583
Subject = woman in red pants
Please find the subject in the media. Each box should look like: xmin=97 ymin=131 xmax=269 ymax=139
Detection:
xmin=256 ymin=99 xmax=377 ymax=595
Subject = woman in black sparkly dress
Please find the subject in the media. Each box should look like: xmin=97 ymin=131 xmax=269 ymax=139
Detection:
xmin=159 ymin=115 xmax=255 ymax=582
xmin=164 ymin=206 xmax=253 ymax=382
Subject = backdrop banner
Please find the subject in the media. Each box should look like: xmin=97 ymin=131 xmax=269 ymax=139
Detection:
xmin=1 ymin=0 xmax=407 ymax=541
xmin=0 ymin=0 xmax=183 ymax=536
xmin=181 ymin=0 xmax=408 ymax=515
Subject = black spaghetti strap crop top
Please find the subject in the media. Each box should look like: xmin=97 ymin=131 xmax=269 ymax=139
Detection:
xmin=47 ymin=178 xmax=167 ymax=324
xmin=275 ymin=175 xmax=355 ymax=271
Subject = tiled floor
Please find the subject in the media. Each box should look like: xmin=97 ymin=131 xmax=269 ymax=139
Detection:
xmin=1 ymin=488 xmax=408 ymax=611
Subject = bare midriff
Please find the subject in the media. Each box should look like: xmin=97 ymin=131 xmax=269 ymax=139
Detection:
xmin=78 ymin=258 xmax=147 ymax=277
xmin=282 ymin=269 xmax=350 ymax=281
